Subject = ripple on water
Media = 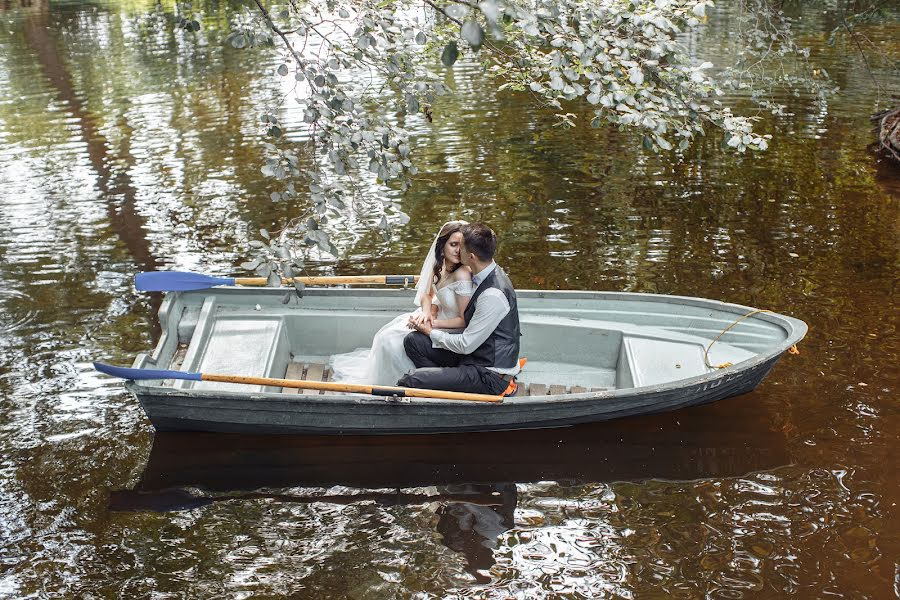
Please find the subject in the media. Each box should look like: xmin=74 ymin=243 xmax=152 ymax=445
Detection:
xmin=0 ymin=289 xmax=37 ymax=333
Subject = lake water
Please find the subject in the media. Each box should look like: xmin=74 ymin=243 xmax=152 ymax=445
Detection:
xmin=0 ymin=0 xmax=898 ymax=597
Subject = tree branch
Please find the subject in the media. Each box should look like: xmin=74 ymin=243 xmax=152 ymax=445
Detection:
xmin=252 ymin=0 xmax=305 ymax=67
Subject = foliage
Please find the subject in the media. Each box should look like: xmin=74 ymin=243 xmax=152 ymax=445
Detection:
xmin=209 ymin=0 xmax=832 ymax=280
xmin=823 ymin=0 xmax=900 ymax=97
xmin=716 ymin=0 xmax=834 ymax=117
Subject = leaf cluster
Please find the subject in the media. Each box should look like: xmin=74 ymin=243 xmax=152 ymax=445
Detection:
xmin=223 ymin=0 xmax=821 ymax=279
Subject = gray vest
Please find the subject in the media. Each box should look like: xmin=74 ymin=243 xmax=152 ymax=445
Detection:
xmin=460 ymin=266 xmax=520 ymax=368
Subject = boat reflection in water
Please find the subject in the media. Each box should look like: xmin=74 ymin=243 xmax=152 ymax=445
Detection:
xmin=110 ymin=402 xmax=790 ymax=580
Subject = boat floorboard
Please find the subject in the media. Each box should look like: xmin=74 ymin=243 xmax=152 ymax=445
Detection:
xmin=282 ymin=361 xmax=608 ymax=396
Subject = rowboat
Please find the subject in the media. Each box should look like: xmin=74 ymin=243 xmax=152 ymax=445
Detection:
xmin=108 ymin=284 xmax=807 ymax=434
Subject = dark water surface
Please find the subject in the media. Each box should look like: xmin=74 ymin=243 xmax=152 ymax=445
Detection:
xmin=0 ymin=0 xmax=898 ymax=597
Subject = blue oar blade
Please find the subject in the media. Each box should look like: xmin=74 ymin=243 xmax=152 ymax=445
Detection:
xmin=135 ymin=271 xmax=235 ymax=292
xmin=94 ymin=362 xmax=202 ymax=381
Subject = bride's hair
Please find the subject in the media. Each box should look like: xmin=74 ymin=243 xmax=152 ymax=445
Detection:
xmin=432 ymin=221 xmax=465 ymax=286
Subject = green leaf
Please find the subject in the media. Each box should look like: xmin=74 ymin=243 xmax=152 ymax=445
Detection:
xmin=441 ymin=41 xmax=459 ymax=67
xmin=259 ymin=228 xmax=270 ymax=240
xmin=277 ymin=64 xmax=289 ymax=76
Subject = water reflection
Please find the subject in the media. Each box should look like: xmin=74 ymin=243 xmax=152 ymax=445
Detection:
xmin=110 ymin=403 xmax=790 ymax=581
xmin=0 ymin=0 xmax=897 ymax=595
xmin=19 ymin=0 xmax=159 ymax=272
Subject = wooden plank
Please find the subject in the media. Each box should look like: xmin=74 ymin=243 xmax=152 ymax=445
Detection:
xmin=170 ymin=344 xmax=189 ymax=371
xmin=301 ymin=363 xmax=325 ymax=395
xmin=548 ymin=384 xmax=566 ymax=396
xmin=282 ymin=362 xmax=306 ymax=394
xmin=570 ymin=386 xmax=587 ymax=394
xmin=529 ymin=383 xmax=547 ymax=396
xmin=321 ymin=367 xmax=334 ymax=394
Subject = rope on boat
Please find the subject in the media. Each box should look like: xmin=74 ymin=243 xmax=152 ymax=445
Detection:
xmin=703 ymin=309 xmax=800 ymax=369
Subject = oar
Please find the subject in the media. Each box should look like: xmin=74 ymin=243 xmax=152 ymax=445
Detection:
xmin=93 ymin=362 xmax=504 ymax=404
xmin=135 ymin=271 xmax=419 ymax=292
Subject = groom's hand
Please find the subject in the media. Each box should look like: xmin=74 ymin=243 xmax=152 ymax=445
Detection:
xmin=408 ymin=315 xmax=433 ymax=336
xmin=413 ymin=312 xmax=433 ymax=328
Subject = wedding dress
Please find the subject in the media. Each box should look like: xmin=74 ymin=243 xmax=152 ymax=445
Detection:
xmin=329 ymin=221 xmax=473 ymax=386
xmin=330 ymin=280 xmax=474 ymax=385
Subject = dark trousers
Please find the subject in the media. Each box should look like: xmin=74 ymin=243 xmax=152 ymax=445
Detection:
xmin=398 ymin=332 xmax=510 ymax=395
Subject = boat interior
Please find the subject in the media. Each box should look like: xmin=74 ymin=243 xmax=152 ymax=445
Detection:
xmin=148 ymin=288 xmax=789 ymax=396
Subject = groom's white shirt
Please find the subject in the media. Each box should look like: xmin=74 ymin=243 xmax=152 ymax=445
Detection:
xmin=429 ymin=261 xmax=520 ymax=376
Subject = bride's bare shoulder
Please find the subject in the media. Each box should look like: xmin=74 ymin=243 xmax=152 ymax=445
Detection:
xmin=452 ymin=266 xmax=473 ymax=281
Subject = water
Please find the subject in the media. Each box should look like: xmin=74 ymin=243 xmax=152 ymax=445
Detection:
xmin=0 ymin=0 xmax=898 ymax=597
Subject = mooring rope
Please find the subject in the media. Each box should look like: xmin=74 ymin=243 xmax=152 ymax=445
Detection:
xmin=703 ymin=309 xmax=800 ymax=369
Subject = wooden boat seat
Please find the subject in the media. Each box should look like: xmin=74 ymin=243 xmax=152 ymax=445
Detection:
xmin=280 ymin=361 xmax=608 ymax=396
xmin=282 ymin=361 xmax=334 ymax=395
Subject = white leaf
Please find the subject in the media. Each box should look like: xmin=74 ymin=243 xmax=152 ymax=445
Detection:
xmin=629 ymin=67 xmax=644 ymax=85
xmin=478 ymin=0 xmax=499 ymax=23
xmin=446 ymin=3 xmax=469 ymax=19
xmin=461 ymin=19 xmax=484 ymax=49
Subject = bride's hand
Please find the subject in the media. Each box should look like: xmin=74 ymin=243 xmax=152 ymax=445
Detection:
xmin=414 ymin=313 xmax=433 ymax=328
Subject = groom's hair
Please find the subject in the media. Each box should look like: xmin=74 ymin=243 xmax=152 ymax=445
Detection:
xmin=461 ymin=223 xmax=497 ymax=261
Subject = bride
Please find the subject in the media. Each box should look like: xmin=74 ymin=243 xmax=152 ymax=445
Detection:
xmin=330 ymin=221 xmax=475 ymax=386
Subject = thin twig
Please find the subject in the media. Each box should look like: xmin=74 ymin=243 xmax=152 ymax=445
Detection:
xmin=423 ymin=0 xmax=461 ymax=25
xmin=838 ymin=0 xmax=882 ymax=95
xmin=252 ymin=0 xmax=305 ymax=67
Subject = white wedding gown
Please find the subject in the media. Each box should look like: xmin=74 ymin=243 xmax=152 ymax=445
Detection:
xmin=330 ymin=280 xmax=474 ymax=386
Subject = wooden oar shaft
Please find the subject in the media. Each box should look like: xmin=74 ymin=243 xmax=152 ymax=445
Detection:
xmin=233 ymin=275 xmax=419 ymax=286
xmin=200 ymin=374 xmax=502 ymax=403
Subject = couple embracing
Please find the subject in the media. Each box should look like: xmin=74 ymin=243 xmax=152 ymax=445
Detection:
xmin=331 ymin=222 xmax=521 ymax=396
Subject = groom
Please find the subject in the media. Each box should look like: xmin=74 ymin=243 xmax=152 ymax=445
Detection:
xmin=399 ymin=222 xmax=521 ymax=396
